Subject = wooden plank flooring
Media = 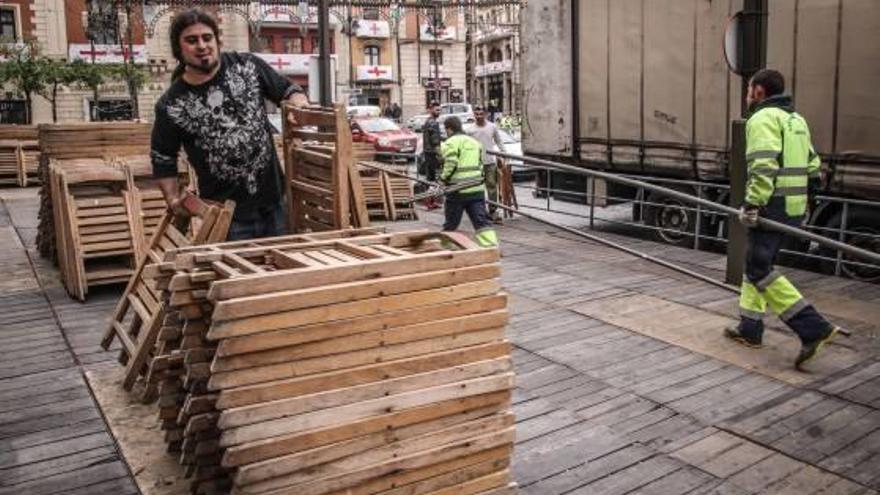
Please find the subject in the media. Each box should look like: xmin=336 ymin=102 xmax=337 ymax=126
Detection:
xmin=2 ymin=187 xmax=879 ymax=495
xmin=405 ymin=206 xmax=880 ymax=494
xmin=0 ymin=190 xmax=138 ymax=495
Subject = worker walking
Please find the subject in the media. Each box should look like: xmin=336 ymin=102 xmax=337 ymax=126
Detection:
xmin=440 ymin=117 xmax=498 ymax=248
xmin=725 ymin=69 xmax=839 ymax=370
xmin=467 ymin=105 xmax=506 ymax=223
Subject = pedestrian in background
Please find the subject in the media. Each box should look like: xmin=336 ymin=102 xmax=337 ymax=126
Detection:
xmin=420 ymin=101 xmax=443 ymax=210
xmin=467 ymin=105 xmax=506 ymax=223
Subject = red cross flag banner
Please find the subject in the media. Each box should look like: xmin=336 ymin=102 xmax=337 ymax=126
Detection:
xmin=355 ymin=19 xmax=390 ymax=38
xmin=357 ymin=65 xmax=393 ymax=81
xmin=68 ymin=44 xmax=148 ymax=64
xmin=254 ymin=53 xmax=311 ymax=75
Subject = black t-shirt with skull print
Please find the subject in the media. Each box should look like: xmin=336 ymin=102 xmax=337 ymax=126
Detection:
xmin=151 ymin=52 xmax=302 ymax=216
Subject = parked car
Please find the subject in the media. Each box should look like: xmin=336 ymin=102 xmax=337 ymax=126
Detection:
xmin=439 ymin=103 xmax=476 ymax=126
xmin=347 ymin=105 xmax=382 ymax=119
xmin=407 ymin=103 xmax=476 ymax=132
xmin=351 ymin=117 xmax=418 ymax=155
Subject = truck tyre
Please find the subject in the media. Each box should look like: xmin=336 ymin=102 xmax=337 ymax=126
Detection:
xmin=646 ymin=188 xmax=696 ymax=247
xmin=819 ymin=207 xmax=880 ymax=282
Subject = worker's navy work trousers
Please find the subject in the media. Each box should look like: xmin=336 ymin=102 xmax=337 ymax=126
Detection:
xmin=443 ymin=195 xmax=493 ymax=232
xmin=739 ymin=227 xmax=832 ymax=343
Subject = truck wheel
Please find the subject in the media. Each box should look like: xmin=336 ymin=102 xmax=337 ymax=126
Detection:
xmin=646 ymin=188 xmax=696 ymax=246
xmin=820 ymin=207 xmax=880 ymax=282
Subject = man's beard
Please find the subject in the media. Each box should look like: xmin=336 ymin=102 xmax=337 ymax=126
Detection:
xmin=187 ymin=57 xmax=219 ymax=74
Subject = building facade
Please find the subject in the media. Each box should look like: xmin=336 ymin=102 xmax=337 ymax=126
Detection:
xmin=333 ymin=5 xmax=468 ymax=121
xmin=397 ymin=7 xmax=467 ymax=120
xmin=467 ymin=5 xmax=520 ymax=117
xmin=249 ymin=3 xmax=336 ymax=100
xmin=0 ymin=1 xmax=308 ymax=124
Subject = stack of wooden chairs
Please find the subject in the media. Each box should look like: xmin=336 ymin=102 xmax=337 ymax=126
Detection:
xmin=280 ymin=104 xmax=369 ymax=232
xmin=48 ymin=157 xmax=190 ymax=300
xmin=0 ymin=124 xmax=40 ymax=187
xmin=104 ymin=227 xmax=515 ymax=495
xmin=359 ymin=164 xmax=391 ymax=220
xmin=49 ymin=159 xmax=142 ymax=300
xmin=358 ymin=160 xmax=418 ymax=222
xmin=101 ymin=196 xmax=234 ymax=400
xmin=37 ymin=122 xmax=153 ymax=260
xmin=112 ymin=155 xmax=171 ymax=242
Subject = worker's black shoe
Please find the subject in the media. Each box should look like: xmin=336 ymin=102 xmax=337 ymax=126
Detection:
xmin=795 ymin=326 xmax=839 ymax=371
xmin=724 ymin=324 xmax=763 ymax=348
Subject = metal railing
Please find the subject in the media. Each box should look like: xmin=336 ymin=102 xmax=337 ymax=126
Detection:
xmin=490 ymin=150 xmax=880 ymax=282
xmin=365 ymin=147 xmax=879 ymax=281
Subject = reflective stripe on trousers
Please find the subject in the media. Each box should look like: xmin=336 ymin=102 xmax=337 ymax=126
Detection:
xmin=475 ymin=227 xmax=498 ymax=248
xmin=739 ymin=271 xmax=806 ymax=323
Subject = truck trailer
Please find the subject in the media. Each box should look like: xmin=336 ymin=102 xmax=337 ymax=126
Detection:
xmin=521 ymin=0 xmax=879 ymax=280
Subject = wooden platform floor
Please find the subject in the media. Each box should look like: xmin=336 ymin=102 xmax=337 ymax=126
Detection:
xmin=2 ymin=187 xmax=879 ymax=495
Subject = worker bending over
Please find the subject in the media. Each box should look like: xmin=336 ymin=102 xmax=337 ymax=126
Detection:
xmin=726 ymin=69 xmax=840 ymax=370
xmin=440 ymin=117 xmax=498 ymax=248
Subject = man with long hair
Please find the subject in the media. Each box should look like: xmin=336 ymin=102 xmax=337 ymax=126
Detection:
xmin=151 ymin=9 xmax=309 ymax=240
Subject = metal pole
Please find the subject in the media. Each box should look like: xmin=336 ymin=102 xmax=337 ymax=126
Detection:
xmin=693 ymin=184 xmax=702 ymax=251
xmin=395 ymin=16 xmax=403 ymax=114
xmin=740 ymin=0 xmax=768 ymax=116
xmin=545 ymin=167 xmax=550 ymax=211
xmin=487 ymin=149 xmax=880 ymax=266
xmin=588 ymin=178 xmax=595 ymax=229
xmin=433 ymin=6 xmax=440 ymax=103
xmin=727 ymin=119 xmax=748 ymax=285
xmin=318 ymin=0 xmax=332 ymax=106
xmin=347 ymin=4 xmax=353 ymax=95
xmin=835 ymin=201 xmax=849 ymax=277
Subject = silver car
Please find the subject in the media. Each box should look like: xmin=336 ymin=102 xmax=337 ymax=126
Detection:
xmin=407 ymin=103 xmax=475 ymax=132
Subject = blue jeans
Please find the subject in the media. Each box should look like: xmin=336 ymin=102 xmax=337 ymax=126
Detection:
xmin=443 ymin=195 xmax=492 ymax=232
xmin=227 ymin=202 xmax=286 ymax=241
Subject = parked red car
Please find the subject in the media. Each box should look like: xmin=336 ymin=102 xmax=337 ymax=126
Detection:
xmin=351 ymin=117 xmax=418 ymax=154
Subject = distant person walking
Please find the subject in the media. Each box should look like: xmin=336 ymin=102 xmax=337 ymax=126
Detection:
xmin=467 ymin=105 xmax=506 ymax=223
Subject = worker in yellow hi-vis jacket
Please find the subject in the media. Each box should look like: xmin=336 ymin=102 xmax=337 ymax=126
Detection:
xmin=725 ymin=69 xmax=840 ymax=370
xmin=440 ymin=116 xmax=498 ymax=248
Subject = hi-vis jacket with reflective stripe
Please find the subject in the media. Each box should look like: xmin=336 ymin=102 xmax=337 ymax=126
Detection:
xmin=745 ymin=95 xmax=821 ymax=223
xmin=441 ymin=133 xmax=485 ymax=197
